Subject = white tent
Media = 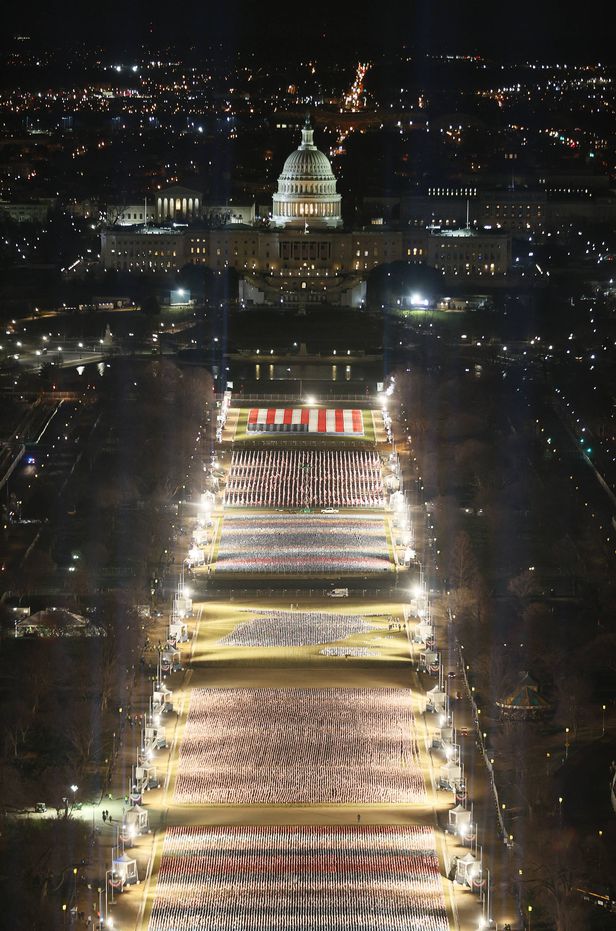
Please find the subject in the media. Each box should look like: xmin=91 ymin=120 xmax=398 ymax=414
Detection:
xmin=153 ymin=686 xmax=173 ymax=713
xmin=433 ymin=724 xmax=453 ymax=748
xmin=160 ymin=648 xmax=181 ymax=673
xmin=173 ymin=596 xmax=193 ymax=618
xmin=186 ymin=546 xmax=205 ymax=567
xmin=415 ymin=621 xmax=434 ymax=643
xmin=440 ymin=761 xmax=462 ymax=789
xmin=455 ymin=852 xmax=479 ymax=887
xmin=123 ymin=805 xmax=149 ymax=838
xmin=144 ymin=724 xmax=167 ymax=750
xmin=426 ymin=685 xmax=447 ymax=713
xmin=135 ymin=763 xmax=159 ymax=791
xmin=410 ymin=598 xmax=429 ymax=618
xmin=420 ymin=649 xmax=439 ymax=673
xmin=169 ymin=619 xmax=189 ymax=643
xmin=448 ymin=804 xmax=472 ymax=836
xmin=112 ymin=852 xmax=139 ymax=886
xmin=15 ymin=608 xmax=94 ymax=638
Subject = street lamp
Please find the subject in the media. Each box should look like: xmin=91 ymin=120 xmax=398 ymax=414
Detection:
xmin=602 ymin=704 xmax=606 ymax=737
xmin=564 ymin=727 xmax=570 ymax=760
xmin=528 ymin=904 xmax=533 ymax=929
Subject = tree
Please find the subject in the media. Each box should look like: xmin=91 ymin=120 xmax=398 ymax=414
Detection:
xmin=508 ymin=569 xmax=541 ymax=603
xmin=65 ymin=706 xmax=100 ymax=778
xmin=19 ymin=549 xmax=57 ymax=594
xmin=2 ymin=699 xmax=33 ymax=761
xmin=551 ymin=659 xmax=593 ymax=738
xmin=141 ymin=294 xmax=160 ymax=316
xmin=0 ymin=818 xmax=90 ymax=929
xmin=449 ymin=531 xmax=479 ymax=591
xmin=519 ymin=827 xmax=592 ymax=931
xmin=0 ymin=758 xmax=32 ymax=814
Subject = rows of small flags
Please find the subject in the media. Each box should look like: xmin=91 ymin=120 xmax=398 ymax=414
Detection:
xmin=247 ymin=408 xmax=364 ymax=435
xmin=223 ymin=448 xmax=384 ymax=509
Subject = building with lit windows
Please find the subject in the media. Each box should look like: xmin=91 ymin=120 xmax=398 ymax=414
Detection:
xmin=155 ymin=185 xmax=203 ymax=222
xmin=397 ymin=181 xmax=616 ymax=234
xmin=0 ymin=199 xmax=54 ymax=222
xmin=107 ymin=202 xmax=156 ymax=226
xmin=400 ymin=187 xmax=546 ymax=233
xmin=271 ymin=116 xmax=342 ymax=229
xmin=101 ymin=120 xmax=512 ymax=303
xmin=102 ymin=226 xmax=186 ymax=272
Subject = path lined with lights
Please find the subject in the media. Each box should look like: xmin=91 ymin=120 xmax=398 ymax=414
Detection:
xmin=127 ymin=397 xmax=509 ymax=931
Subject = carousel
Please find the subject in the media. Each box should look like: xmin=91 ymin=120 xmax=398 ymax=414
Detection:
xmin=496 ymin=672 xmax=551 ymax=721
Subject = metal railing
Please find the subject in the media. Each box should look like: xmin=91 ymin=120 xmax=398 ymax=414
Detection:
xmin=216 ymin=393 xmax=376 ymax=403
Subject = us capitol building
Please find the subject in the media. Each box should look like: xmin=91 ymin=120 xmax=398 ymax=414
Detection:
xmin=101 ymin=117 xmax=511 ymax=305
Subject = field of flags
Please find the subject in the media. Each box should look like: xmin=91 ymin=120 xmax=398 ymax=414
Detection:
xmin=223 ymin=448 xmax=384 ymax=508
xmin=218 ymin=609 xmax=384 ymax=648
xmin=148 ymin=825 xmax=449 ymax=931
xmin=214 ymin=512 xmax=392 ymax=574
xmin=172 ymin=688 xmax=426 ymax=806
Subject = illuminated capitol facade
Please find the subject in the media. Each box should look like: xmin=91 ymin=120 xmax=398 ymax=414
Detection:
xmin=101 ymin=118 xmax=511 ymax=304
xmin=271 ymin=117 xmax=342 ymax=229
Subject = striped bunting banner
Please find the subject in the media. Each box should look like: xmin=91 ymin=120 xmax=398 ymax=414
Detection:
xmin=247 ymin=408 xmax=364 ymax=435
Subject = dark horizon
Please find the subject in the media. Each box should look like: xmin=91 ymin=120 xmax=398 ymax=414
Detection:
xmin=3 ymin=0 xmax=615 ymax=64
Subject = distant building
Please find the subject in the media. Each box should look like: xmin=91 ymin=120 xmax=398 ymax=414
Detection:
xmin=101 ymin=120 xmax=512 ymax=302
xmin=0 ymin=199 xmax=53 ymax=222
xmin=399 ymin=181 xmax=616 ymax=234
xmin=155 ymin=185 xmax=203 ymax=222
xmin=271 ymin=116 xmax=342 ymax=229
xmin=67 ymin=197 xmax=100 ymax=220
xmin=106 ymin=202 xmax=156 ymax=226
xmin=202 ymin=203 xmax=256 ymax=226
xmin=102 ymin=226 xmax=186 ymax=272
xmin=401 ymin=187 xmax=546 ymax=234
xmin=425 ymin=228 xmax=511 ymax=279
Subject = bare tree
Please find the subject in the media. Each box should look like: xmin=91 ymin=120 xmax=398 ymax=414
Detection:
xmin=508 ymin=569 xmax=541 ymax=602
xmin=450 ymin=531 xmax=479 ymax=591
xmin=520 ymin=827 xmax=592 ymax=931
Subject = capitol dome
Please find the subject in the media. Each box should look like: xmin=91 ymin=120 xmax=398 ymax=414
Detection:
xmin=271 ymin=116 xmax=342 ymax=228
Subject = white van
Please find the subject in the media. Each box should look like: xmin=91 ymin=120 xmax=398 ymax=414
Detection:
xmin=328 ymin=588 xmax=349 ymax=598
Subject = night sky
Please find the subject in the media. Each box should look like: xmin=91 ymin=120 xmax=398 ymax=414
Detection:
xmin=3 ymin=0 xmax=614 ymax=62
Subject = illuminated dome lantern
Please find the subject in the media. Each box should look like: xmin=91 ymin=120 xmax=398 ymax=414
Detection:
xmin=272 ymin=116 xmax=342 ymax=228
